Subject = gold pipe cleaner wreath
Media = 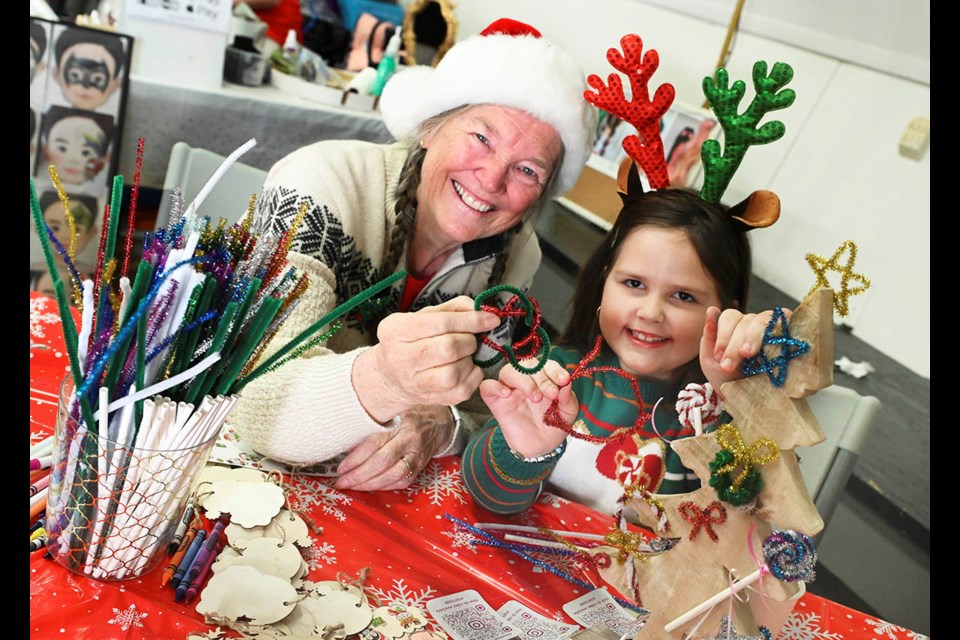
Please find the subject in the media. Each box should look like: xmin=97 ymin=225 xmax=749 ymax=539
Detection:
xmin=804 ymin=239 xmax=871 ymax=317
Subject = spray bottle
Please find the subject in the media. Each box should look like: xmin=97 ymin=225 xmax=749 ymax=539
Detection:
xmin=369 ymin=26 xmax=402 ymax=97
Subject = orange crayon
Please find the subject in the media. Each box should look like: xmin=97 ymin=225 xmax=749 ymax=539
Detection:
xmin=161 ymin=514 xmax=203 ymax=588
xmin=29 ymin=494 xmax=47 ymax=521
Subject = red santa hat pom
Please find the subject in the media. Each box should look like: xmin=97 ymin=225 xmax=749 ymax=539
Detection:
xmin=379 ymin=17 xmax=597 ymax=197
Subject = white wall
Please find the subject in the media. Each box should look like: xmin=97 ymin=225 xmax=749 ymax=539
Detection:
xmin=431 ymin=0 xmax=930 ymax=378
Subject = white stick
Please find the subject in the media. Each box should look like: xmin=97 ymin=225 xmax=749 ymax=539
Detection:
xmin=30 ymin=437 xmax=54 ymax=460
xmin=474 ymin=522 xmax=607 ymax=541
xmin=693 ymin=406 xmax=703 ymax=437
xmin=663 ymin=569 xmax=762 ymax=633
xmin=77 ymin=279 xmax=95 ymax=376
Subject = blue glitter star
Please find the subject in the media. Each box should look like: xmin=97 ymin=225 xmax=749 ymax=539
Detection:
xmin=740 ymin=307 xmax=810 ymax=387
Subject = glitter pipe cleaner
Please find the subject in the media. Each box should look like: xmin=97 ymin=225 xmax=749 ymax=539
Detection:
xmin=444 ymin=514 xmax=646 ymax=614
xmin=663 ymin=528 xmax=816 ymax=633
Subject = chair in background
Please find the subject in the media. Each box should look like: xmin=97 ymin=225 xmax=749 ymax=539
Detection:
xmin=798 ymin=384 xmax=882 ymax=543
xmin=156 ymin=142 xmax=269 ymax=231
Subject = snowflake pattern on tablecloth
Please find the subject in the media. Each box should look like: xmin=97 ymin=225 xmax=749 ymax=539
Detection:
xmin=368 ymin=578 xmax=441 ymax=630
xmin=865 ymin=618 xmax=929 ymax=640
xmin=289 ymin=477 xmax=352 ymax=521
xmin=779 ymin=611 xmax=842 ymax=639
xmin=302 ymin=540 xmax=337 ymax=570
xmin=30 ymin=296 xmax=61 ymax=340
xmin=106 ymin=603 xmax=148 ymax=631
xmin=440 ymin=526 xmax=480 ymax=553
xmin=403 ymin=460 xmax=467 ymax=506
xmin=537 ymin=491 xmax=570 ymax=509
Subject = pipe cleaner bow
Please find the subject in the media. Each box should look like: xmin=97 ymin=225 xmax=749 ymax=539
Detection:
xmin=678 ymin=500 xmax=727 ymax=542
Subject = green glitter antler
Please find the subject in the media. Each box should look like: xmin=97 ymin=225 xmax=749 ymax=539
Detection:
xmin=699 ymin=61 xmax=796 ymax=203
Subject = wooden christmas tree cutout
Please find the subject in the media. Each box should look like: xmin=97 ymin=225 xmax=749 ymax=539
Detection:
xmin=590 ymin=289 xmax=835 ymax=638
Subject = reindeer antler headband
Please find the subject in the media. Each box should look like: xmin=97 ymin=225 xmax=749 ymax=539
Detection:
xmin=584 ymin=35 xmax=796 ymax=229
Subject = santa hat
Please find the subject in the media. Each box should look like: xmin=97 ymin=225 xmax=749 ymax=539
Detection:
xmin=379 ymin=18 xmax=597 ymax=197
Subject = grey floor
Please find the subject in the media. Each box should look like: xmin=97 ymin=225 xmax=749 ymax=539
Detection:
xmin=529 ymin=201 xmax=932 ymax=637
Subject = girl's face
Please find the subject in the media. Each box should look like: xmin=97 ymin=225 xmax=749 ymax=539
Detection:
xmin=599 ymin=226 xmax=723 ymax=380
xmin=44 ymin=116 xmax=108 ymax=185
xmin=43 ymin=202 xmax=93 ymax=254
xmin=416 ymin=105 xmax=562 ymax=249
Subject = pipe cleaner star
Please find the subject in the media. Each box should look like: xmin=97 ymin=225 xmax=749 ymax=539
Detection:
xmin=740 ymin=306 xmax=810 ymax=387
xmin=804 ymin=239 xmax=871 ymax=317
xmin=704 ymin=616 xmax=765 ymax=640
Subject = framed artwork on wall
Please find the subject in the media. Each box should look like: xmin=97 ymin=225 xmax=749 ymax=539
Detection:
xmin=558 ymin=100 xmax=720 ymax=230
xmin=29 ymin=18 xmax=133 ymax=297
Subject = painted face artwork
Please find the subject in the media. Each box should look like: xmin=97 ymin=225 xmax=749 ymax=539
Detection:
xmin=31 ymin=39 xmax=42 ymax=83
xmin=44 ymin=115 xmax=110 ymax=185
xmin=599 ymin=226 xmax=723 ymax=381
xmin=56 ymin=43 xmax=120 ymax=110
xmin=42 ymin=199 xmax=95 ymax=255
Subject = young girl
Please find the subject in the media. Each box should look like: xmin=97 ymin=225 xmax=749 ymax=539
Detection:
xmin=461 ymin=167 xmax=785 ymax=517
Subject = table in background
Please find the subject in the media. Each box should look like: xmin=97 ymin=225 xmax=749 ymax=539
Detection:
xmin=28 ymin=291 xmax=924 ymax=640
xmin=117 ymin=76 xmax=395 ymax=191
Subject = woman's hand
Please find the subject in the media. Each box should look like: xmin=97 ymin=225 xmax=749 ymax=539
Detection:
xmin=700 ymin=306 xmax=791 ymax=395
xmin=335 ymin=404 xmax=455 ymax=491
xmin=352 ymin=296 xmax=500 ymax=424
xmin=479 ymin=359 xmax=575 ymax=458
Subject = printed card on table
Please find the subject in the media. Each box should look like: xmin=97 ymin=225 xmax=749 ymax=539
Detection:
xmin=497 ymin=600 xmax=581 ymax=639
xmin=427 ymin=590 xmax=521 ymax=640
xmin=562 ymin=588 xmax=649 ymax=638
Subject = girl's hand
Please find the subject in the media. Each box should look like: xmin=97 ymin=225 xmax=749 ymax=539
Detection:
xmin=352 ymin=296 xmax=500 ymax=423
xmin=700 ymin=306 xmax=792 ymax=395
xmin=479 ymin=359 xmax=575 ymax=458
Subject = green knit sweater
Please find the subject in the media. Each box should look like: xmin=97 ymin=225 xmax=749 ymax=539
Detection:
xmin=461 ymin=344 xmax=708 ymax=516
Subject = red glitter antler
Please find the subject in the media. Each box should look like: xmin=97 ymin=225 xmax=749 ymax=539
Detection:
xmin=584 ymin=34 xmax=675 ymax=189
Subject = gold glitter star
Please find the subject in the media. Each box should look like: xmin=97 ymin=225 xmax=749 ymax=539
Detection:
xmin=804 ymin=240 xmax=871 ymax=317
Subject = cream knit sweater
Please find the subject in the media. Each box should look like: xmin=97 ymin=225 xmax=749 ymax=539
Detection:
xmin=227 ymin=139 xmax=542 ymax=465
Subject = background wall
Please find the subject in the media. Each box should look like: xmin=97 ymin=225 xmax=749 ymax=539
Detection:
xmin=406 ymin=0 xmax=931 ymax=379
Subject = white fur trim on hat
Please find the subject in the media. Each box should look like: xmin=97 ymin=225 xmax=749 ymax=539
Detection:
xmin=379 ymin=30 xmax=597 ymax=196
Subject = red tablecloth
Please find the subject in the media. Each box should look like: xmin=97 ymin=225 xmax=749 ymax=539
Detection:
xmin=29 ymin=291 xmax=927 ymax=640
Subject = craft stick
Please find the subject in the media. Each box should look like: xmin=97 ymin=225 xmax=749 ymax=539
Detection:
xmin=663 ymin=569 xmax=762 ymax=633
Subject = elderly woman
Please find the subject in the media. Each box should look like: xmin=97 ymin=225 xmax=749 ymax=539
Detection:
xmin=229 ymin=18 xmax=597 ymax=490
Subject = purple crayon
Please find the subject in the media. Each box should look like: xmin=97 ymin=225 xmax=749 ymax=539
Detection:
xmin=171 ymin=528 xmax=206 ymax=591
xmin=176 ymin=517 xmax=227 ymax=603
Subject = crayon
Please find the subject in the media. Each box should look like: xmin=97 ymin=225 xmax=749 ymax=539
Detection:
xmin=29 ymin=469 xmax=49 ymax=484
xmin=168 ymin=501 xmax=195 ymax=555
xmin=171 ymin=528 xmax=206 ymax=591
xmin=183 ymin=531 xmax=227 ymax=604
xmin=30 ymin=527 xmax=47 ymax=542
xmin=162 ymin=515 xmax=202 ymax=588
xmin=29 ymin=455 xmax=52 ymax=471
xmin=177 ymin=518 xmax=225 ymax=603
xmin=30 ymin=474 xmax=51 ymax=497
xmin=30 ymin=536 xmax=47 ymax=552
xmin=30 ymin=517 xmax=46 ymax=534
xmin=29 ymin=494 xmax=47 ymax=521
